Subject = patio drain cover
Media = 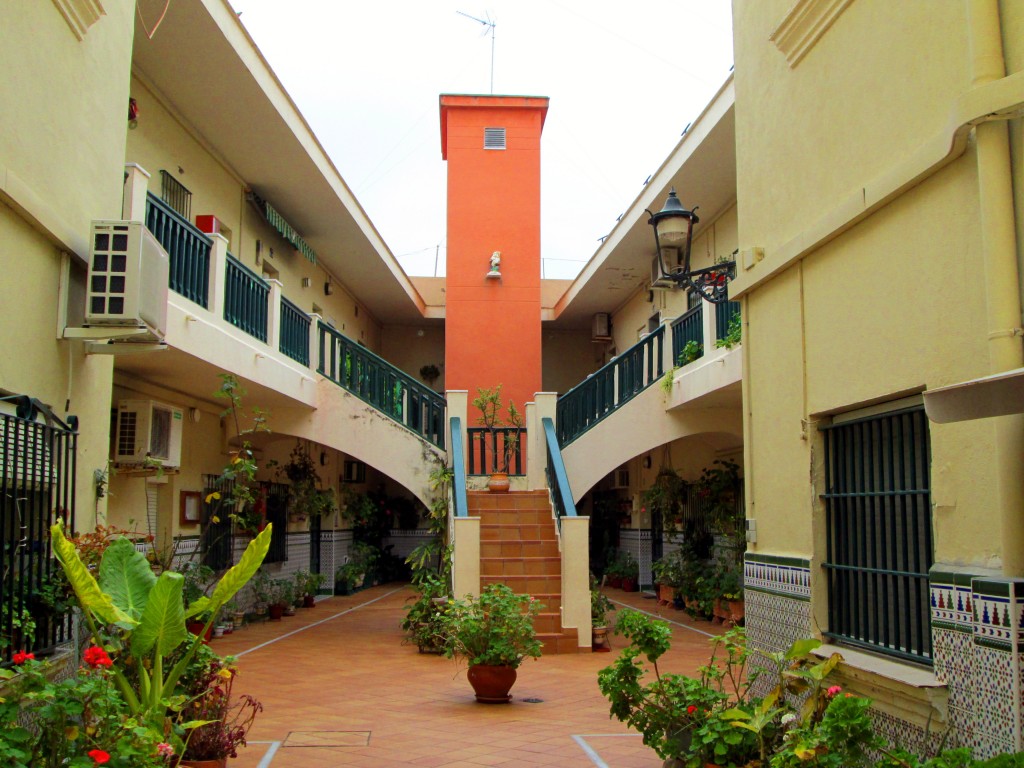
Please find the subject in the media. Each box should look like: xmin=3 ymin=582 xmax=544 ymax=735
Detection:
xmin=522 ymin=698 xmax=544 ymax=703
xmin=283 ymin=731 xmax=371 ymax=748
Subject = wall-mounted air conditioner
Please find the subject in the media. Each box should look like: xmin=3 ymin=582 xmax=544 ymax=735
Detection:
xmin=115 ymin=400 xmax=183 ymax=468
xmin=592 ymin=312 xmax=611 ymax=341
xmin=650 ymin=253 xmax=676 ymax=289
xmin=610 ymin=468 xmax=630 ymax=490
xmin=86 ymin=221 xmax=169 ymax=338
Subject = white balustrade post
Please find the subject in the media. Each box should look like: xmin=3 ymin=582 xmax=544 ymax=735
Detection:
xmin=661 ymin=315 xmax=677 ymax=373
xmin=122 ymin=163 xmax=150 ymax=221
xmin=207 ymin=233 xmax=229 ymax=320
xmin=266 ymin=278 xmax=283 ymax=353
xmin=308 ymin=313 xmax=323 ymax=372
xmin=529 ymin=393 xmax=558 ymax=491
xmin=702 ymin=300 xmax=716 ymax=358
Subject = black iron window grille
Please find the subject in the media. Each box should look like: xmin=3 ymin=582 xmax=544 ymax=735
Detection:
xmin=160 ymin=170 xmax=192 ymax=220
xmin=821 ymin=404 xmax=934 ymax=664
xmin=0 ymin=397 xmax=78 ymax=662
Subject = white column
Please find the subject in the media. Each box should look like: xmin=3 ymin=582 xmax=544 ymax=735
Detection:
xmin=308 ymin=312 xmax=323 ymax=372
xmin=208 ymin=233 xmax=229 ymax=320
xmin=266 ymin=278 xmax=283 ymax=353
xmin=122 ymin=163 xmax=151 ymax=221
xmin=528 ymin=392 xmax=558 ymax=491
xmin=446 ymin=390 xmax=469 ymax=465
xmin=661 ymin=315 xmax=677 ymax=372
xmin=560 ymin=515 xmax=591 ymax=649
xmin=702 ymin=301 xmax=716 ymax=357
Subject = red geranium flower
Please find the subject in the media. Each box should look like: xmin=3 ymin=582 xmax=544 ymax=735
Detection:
xmin=88 ymin=749 xmax=111 ymax=764
xmin=12 ymin=650 xmax=34 ymax=665
xmin=686 ymin=704 xmax=698 ymax=714
xmin=84 ymin=645 xmax=113 ymax=668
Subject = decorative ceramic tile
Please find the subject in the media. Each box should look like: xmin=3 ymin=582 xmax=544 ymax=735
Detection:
xmin=869 ymin=708 xmax=951 ymax=758
xmin=745 ymin=553 xmax=811 ymax=600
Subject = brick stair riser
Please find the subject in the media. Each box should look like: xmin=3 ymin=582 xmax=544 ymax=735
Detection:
xmin=479 ymin=557 xmax=561 ymax=577
xmin=480 ymin=524 xmax=553 ymax=541
xmin=480 ymin=540 xmax=560 ymax=558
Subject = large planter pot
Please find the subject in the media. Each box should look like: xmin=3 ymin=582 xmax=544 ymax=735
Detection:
xmin=607 ymin=575 xmax=622 ymax=589
xmin=185 ymin=621 xmax=212 ymax=644
xmin=303 ymin=594 xmax=317 ymax=608
xmin=621 ymin=577 xmax=638 ymax=593
xmin=487 ymin=472 xmax=510 ymax=493
xmin=466 ymin=663 xmax=517 ymax=703
xmin=268 ymin=603 xmax=286 ymax=621
xmin=726 ymin=598 xmax=745 ymax=624
xmin=592 ymin=625 xmax=611 ymax=652
xmin=178 ymin=758 xmax=228 ymax=768
xmin=658 ymin=583 xmax=675 ymax=605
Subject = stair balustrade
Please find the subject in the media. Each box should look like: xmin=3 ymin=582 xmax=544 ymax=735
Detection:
xmin=145 ymin=192 xmax=211 ymax=308
xmin=279 ymin=297 xmax=311 ymax=365
xmin=224 ymin=255 xmax=269 ymax=342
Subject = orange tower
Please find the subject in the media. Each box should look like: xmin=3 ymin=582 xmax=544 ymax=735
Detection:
xmin=440 ymin=94 xmax=549 ymax=416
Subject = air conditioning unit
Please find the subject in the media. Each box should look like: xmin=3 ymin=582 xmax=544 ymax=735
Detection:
xmin=86 ymin=221 xmax=169 ymax=338
xmin=650 ymin=254 xmax=677 ymax=289
xmin=115 ymin=400 xmax=183 ymax=468
xmin=592 ymin=312 xmax=611 ymax=341
xmin=610 ymin=468 xmax=630 ymax=489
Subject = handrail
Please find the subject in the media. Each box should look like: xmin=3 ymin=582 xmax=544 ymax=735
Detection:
xmin=671 ymin=304 xmax=704 ymax=365
xmin=224 ymin=254 xmax=269 ymax=342
xmin=279 ymin=297 xmax=311 ymax=366
xmin=450 ymin=416 xmax=468 ymax=518
xmin=145 ymin=192 xmax=211 ymax=307
xmin=555 ymin=325 xmax=665 ymax=446
xmin=318 ymin=322 xmax=446 ymax=449
xmin=466 ymin=427 xmax=525 ymax=475
xmin=543 ymin=417 xmax=577 ymax=529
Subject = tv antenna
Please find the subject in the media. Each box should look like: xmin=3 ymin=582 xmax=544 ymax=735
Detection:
xmin=457 ymin=10 xmax=496 ymax=94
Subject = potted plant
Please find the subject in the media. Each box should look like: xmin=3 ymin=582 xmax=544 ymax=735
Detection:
xmin=277 ymin=441 xmax=337 ymax=522
xmin=619 ymin=551 xmax=640 ymax=592
xmin=591 ymin=578 xmax=614 ymax=652
xmin=178 ymin=655 xmax=263 ymax=768
xmin=294 ymin=568 xmax=327 ymax=607
xmin=419 ymin=363 xmax=441 ymax=388
xmin=438 ymin=584 xmax=542 ymax=703
xmin=471 ymin=385 xmax=523 ymax=493
xmin=604 ymin=553 xmax=624 ymax=589
xmin=400 ymin=572 xmax=449 ymax=653
xmin=182 ymin=562 xmax=216 ymax=642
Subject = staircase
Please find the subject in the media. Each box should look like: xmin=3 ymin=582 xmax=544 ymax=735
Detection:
xmin=471 ymin=490 xmax=580 ymax=654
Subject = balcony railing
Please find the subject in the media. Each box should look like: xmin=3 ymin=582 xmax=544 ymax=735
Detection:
xmin=715 ymin=300 xmax=741 ymax=343
xmin=279 ymin=297 xmax=311 ymax=366
xmin=466 ymin=427 xmax=525 ymax=475
xmin=224 ymin=255 xmax=269 ymax=342
xmin=556 ymin=325 xmax=665 ymax=445
xmin=318 ymin=322 xmax=446 ymax=449
xmin=146 ymin=192 xmax=211 ymax=308
xmin=671 ymin=304 xmax=704 ymax=365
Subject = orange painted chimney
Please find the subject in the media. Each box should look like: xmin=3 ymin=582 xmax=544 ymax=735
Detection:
xmin=440 ymin=94 xmax=549 ymax=419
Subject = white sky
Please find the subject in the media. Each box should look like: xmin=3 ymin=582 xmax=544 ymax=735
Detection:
xmin=229 ymin=1 xmax=734 ymax=279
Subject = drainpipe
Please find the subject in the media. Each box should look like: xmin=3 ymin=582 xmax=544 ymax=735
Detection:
xmin=968 ymin=0 xmax=1024 ymax=578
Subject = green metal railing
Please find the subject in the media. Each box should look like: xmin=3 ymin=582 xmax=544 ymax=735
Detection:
xmin=450 ymin=417 xmax=468 ymax=518
xmin=543 ymin=417 xmax=577 ymax=529
xmin=224 ymin=255 xmax=269 ymax=342
xmin=279 ymin=297 xmax=310 ymax=366
xmin=318 ymin=322 xmax=446 ymax=449
xmin=466 ymin=427 xmax=525 ymax=475
xmin=556 ymin=325 xmax=665 ymax=446
xmin=145 ymin=192 xmax=211 ymax=307
xmin=671 ymin=304 xmax=704 ymax=364
xmin=821 ymin=405 xmax=933 ymax=664
xmin=715 ymin=300 xmax=741 ymax=343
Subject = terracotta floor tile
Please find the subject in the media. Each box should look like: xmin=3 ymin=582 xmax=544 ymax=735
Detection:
xmin=222 ymin=584 xmax=719 ymax=767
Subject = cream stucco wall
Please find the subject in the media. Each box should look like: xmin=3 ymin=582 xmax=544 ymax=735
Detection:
xmin=541 ymin=328 xmax=596 ymax=395
xmin=380 ymin=325 xmax=446 ymax=393
xmin=0 ymin=4 xmax=137 ymax=531
xmin=734 ymin=0 xmax=1016 ymax=570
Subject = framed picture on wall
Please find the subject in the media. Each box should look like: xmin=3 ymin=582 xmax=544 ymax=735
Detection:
xmin=180 ymin=491 xmax=202 ymax=526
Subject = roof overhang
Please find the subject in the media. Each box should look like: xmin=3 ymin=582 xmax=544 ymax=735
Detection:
xmin=548 ymin=76 xmax=736 ymax=329
xmin=130 ymin=0 xmax=429 ymax=325
xmin=923 ymin=367 xmax=1024 ymax=423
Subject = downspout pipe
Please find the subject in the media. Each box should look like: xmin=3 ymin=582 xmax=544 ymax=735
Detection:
xmin=968 ymin=0 xmax=1024 ymax=579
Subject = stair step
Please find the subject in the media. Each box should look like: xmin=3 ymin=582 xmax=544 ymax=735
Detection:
xmin=480 ymin=539 xmax=560 ymax=558
xmin=480 ymin=524 xmax=555 ymax=541
xmin=538 ymin=627 xmax=581 ymax=655
xmin=481 ymin=574 xmax=561 ymax=594
xmin=480 ymin=556 xmax=561 ymax=577
xmin=475 ymin=509 xmax=553 ymax=526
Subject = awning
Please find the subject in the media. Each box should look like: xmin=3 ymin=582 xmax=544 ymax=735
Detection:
xmin=246 ymin=191 xmax=317 ymax=264
xmin=923 ymin=367 xmax=1024 ymax=423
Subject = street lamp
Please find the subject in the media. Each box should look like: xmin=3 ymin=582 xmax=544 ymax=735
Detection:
xmin=647 ymin=188 xmax=734 ymax=304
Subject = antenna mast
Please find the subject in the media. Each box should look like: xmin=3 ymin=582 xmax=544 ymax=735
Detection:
xmin=457 ymin=10 xmax=496 ymax=94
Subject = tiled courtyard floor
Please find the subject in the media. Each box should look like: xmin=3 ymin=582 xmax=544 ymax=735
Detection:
xmin=212 ymin=585 xmax=724 ymax=767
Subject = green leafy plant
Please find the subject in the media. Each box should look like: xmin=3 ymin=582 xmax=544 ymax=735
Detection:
xmin=49 ymin=522 xmax=272 ymax=743
xmin=660 ymin=365 xmax=678 ymax=395
xmin=715 ymin=312 xmax=742 ymax=350
xmin=405 ymin=462 xmax=453 ymax=579
xmin=401 ymin=571 xmax=450 ymax=652
xmin=591 ymin=579 xmax=614 ymax=627
xmin=279 ymin=441 xmax=336 ymax=520
xmin=472 ymin=385 xmax=523 ymax=474
xmin=0 ymin=652 xmax=170 ymax=767
xmin=678 ymin=339 xmax=703 ymax=365
xmin=294 ymin=568 xmax=327 ymax=599
xmin=438 ymin=584 xmax=542 ymax=668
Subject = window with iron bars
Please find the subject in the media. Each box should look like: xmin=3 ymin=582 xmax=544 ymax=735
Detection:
xmin=160 ymin=170 xmax=192 ymax=220
xmin=820 ymin=403 xmax=934 ymax=664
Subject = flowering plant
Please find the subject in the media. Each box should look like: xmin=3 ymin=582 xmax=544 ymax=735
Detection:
xmin=180 ymin=655 xmax=262 ymax=761
xmin=438 ymin=584 xmax=542 ymax=668
xmin=0 ymin=650 xmax=170 ymax=767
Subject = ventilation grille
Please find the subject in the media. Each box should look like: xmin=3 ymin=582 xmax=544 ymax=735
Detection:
xmin=484 ymin=127 xmax=506 ymax=150
xmin=117 ymin=411 xmax=137 ymax=457
xmin=90 ymin=225 xmax=130 ymax=317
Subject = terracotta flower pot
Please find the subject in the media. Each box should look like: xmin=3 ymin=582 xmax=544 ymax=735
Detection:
xmin=185 ymin=621 xmax=212 ymax=644
xmin=621 ymin=577 xmax=638 ymax=592
xmin=268 ymin=603 xmax=286 ymax=621
xmin=592 ymin=626 xmax=611 ymax=652
xmin=487 ymin=472 xmax=510 ymax=493
xmin=303 ymin=594 xmax=317 ymax=608
xmin=178 ymin=758 xmax=228 ymax=768
xmin=466 ymin=663 xmax=517 ymax=703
